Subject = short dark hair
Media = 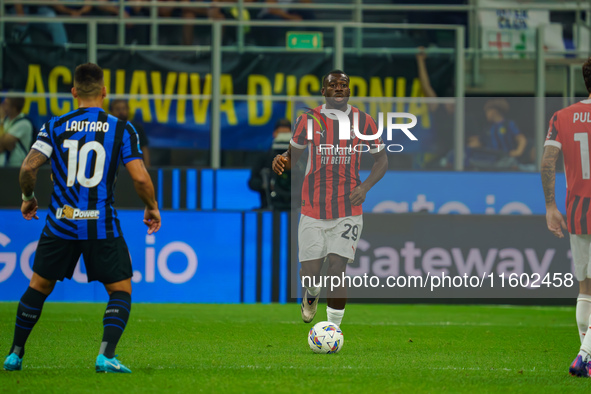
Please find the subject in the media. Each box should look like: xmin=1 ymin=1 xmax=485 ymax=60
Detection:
xmin=274 ymin=118 xmax=291 ymax=130
xmin=109 ymin=99 xmax=129 ymax=111
xmin=584 ymin=58 xmax=591 ymax=93
xmin=322 ymin=69 xmax=349 ymax=88
xmin=7 ymin=97 xmax=25 ymax=113
xmin=484 ymin=98 xmax=509 ymax=115
xmin=74 ymin=63 xmax=104 ymax=98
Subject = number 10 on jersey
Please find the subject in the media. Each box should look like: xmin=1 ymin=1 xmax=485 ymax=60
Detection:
xmin=63 ymin=139 xmax=107 ymax=188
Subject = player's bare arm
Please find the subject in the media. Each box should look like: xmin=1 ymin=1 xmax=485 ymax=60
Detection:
xmin=541 ymin=145 xmax=566 ymax=238
xmin=19 ymin=149 xmax=49 ymax=221
xmin=350 ymin=149 xmax=388 ymax=206
xmin=273 ymin=144 xmax=304 ymax=175
xmin=509 ymin=133 xmax=527 ymax=158
xmin=125 ymin=159 xmax=161 ymax=234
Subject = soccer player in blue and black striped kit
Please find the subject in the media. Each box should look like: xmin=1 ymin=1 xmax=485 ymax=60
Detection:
xmin=3 ymin=63 xmax=161 ymax=373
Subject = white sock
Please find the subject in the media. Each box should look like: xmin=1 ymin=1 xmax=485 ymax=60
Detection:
xmin=306 ymin=286 xmax=321 ymax=297
xmin=580 ymin=299 xmax=591 ymax=361
xmin=327 ymin=306 xmax=344 ymax=327
xmin=577 ymin=294 xmax=591 ymax=344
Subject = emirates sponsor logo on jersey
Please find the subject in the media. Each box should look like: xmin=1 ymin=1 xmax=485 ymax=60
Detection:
xmin=56 ymin=204 xmax=100 ymax=220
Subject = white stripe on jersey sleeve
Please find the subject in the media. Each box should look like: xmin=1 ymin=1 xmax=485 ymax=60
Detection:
xmin=32 ymin=140 xmax=53 ymax=158
xmin=544 ymin=140 xmax=562 ymax=150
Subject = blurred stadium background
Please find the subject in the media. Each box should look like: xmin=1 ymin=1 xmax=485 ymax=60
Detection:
xmin=0 ymin=1 xmax=588 ymax=306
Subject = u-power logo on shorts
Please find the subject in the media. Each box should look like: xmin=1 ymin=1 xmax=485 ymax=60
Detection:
xmin=304 ymin=107 xmax=418 ymax=153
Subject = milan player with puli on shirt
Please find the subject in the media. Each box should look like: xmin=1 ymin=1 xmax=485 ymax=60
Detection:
xmin=3 ymin=63 xmax=161 ymax=373
xmin=272 ymin=70 xmax=388 ymax=327
xmin=542 ymin=57 xmax=591 ymax=377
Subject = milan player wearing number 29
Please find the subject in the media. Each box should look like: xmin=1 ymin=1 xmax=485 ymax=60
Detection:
xmin=3 ymin=63 xmax=161 ymax=373
xmin=542 ymin=58 xmax=591 ymax=377
xmin=272 ymin=70 xmax=388 ymax=327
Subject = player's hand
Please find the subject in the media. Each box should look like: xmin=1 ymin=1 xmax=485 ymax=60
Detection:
xmin=349 ymin=185 xmax=368 ymax=206
xmin=21 ymin=198 xmax=39 ymax=220
xmin=416 ymin=46 xmax=427 ymax=61
xmin=546 ymin=206 xmax=566 ymax=238
xmin=143 ymin=207 xmax=161 ymax=234
xmin=508 ymin=149 xmax=520 ymax=158
xmin=272 ymin=155 xmax=289 ymax=175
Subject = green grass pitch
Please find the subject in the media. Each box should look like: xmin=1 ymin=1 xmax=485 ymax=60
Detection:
xmin=0 ymin=302 xmax=587 ymax=393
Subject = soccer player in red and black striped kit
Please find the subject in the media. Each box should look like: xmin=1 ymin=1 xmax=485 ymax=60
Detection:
xmin=543 ymin=58 xmax=591 ymax=377
xmin=272 ymin=70 xmax=388 ymax=327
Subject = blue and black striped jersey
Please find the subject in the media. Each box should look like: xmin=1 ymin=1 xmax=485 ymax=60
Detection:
xmin=31 ymin=107 xmax=143 ymax=240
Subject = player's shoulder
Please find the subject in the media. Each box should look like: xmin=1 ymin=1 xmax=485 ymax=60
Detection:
xmin=555 ymin=101 xmax=591 ymax=120
xmin=105 ymin=112 xmax=125 ymax=126
xmin=349 ymin=105 xmax=368 ymax=116
xmin=293 ymin=106 xmax=317 ymax=128
xmin=350 ymin=106 xmax=375 ymax=122
xmin=297 ymin=105 xmax=323 ymax=118
xmin=129 ymin=119 xmax=144 ymax=130
xmin=51 ymin=108 xmax=83 ymax=126
xmin=51 ymin=107 xmax=104 ymax=131
xmin=105 ymin=113 xmax=135 ymax=131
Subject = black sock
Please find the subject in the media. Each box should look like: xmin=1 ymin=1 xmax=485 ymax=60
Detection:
xmin=100 ymin=291 xmax=131 ymax=359
xmin=9 ymin=287 xmax=48 ymax=358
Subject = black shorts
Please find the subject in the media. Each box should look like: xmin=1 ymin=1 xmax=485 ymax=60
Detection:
xmin=33 ymin=236 xmax=133 ymax=284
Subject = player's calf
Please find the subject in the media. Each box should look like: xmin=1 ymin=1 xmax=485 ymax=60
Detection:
xmin=99 ymin=291 xmax=132 ymax=359
xmin=6 ymin=286 xmax=49 ymax=365
xmin=576 ymin=294 xmax=591 ymax=343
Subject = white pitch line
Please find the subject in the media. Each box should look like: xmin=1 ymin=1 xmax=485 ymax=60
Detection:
xmin=278 ymin=321 xmax=575 ymax=327
xmin=17 ymin=365 xmax=567 ymax=374
xmin=432 ymin=366 xmax=564 ymax=373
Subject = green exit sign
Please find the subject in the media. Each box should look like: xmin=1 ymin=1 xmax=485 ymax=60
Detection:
xmin=286 ymin=32 xmax=323 ymax=50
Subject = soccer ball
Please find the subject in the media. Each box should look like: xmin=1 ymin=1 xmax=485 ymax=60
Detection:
xmin=308 ymin=321 xmax=344 ymax=354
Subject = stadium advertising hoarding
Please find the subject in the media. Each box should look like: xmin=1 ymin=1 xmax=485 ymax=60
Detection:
xmin=291 ymin=213 xmax=577 ymax=299
xmin=2 ymin=45 xmax=453 ymax=150
xmin=0 ymin=210 xmax=243 ymax=303
xmin=361 ymin=171 xmax=567 ymax=215
xmin=0 ymin=167 xmax=568 ymax=215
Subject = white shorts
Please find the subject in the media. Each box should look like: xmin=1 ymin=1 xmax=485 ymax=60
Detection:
xmin=570 ymin=234 xmax=591 ymax=281
xmin=298 ymin=214 xmax=363 ymax=263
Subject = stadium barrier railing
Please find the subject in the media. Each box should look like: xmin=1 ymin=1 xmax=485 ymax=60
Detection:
xmin=2 ymin=1 xmax=591 ymax=168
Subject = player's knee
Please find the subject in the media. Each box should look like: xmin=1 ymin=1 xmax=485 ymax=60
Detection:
xmin=300 ymin=261 xmax=322 ymax=278
xmin=327 ymin=255 xmax=347 ymax=276
xmin=106 ymin=287 xmax=132 ymax=297
xmin=104 ymin=279 xmax=132 ymax=295
xmin=29 ymin=273 xmax=56 ymax=295
xmin=300 ymin=266 xmax=316 ymax=278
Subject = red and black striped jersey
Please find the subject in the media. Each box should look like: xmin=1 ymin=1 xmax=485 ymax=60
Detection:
xmin=545 ymin=100 xmax=591 ymax=234
xmin=290 ymin=104 xmax=384 ymax=220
